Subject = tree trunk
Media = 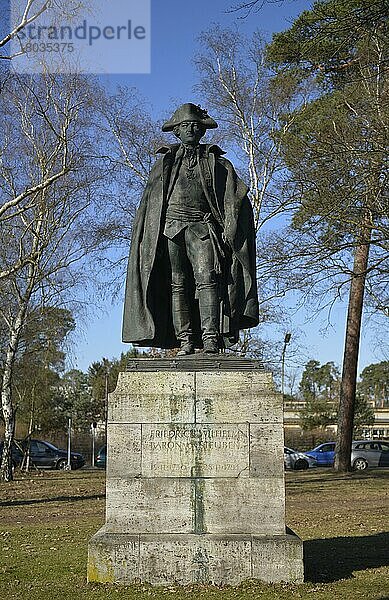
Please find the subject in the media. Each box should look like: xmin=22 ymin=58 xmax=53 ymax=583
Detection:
xmin=0 ymin=309 xmax=25 ymax=481
xmin=334 ymin=219 xmax=372 ymax=472
xmin=0 ymin=385 xmax=16 ymax=482
xmin=0 ymin=293 xmax=32 ymax=481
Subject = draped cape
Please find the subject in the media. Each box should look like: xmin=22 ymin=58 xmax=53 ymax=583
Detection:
xmin=122 ymin=143 xmax=259 ymax=348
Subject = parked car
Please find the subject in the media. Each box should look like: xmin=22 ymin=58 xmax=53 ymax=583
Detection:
xmin=284 ymin=446 xmax=317 ymax=470
xmin=351 ymin=440 xmax=389 ymax=470
xmin=0 ymin=438 xmax=85 ymax=470
xmin=305 ymin=442 xmax=336 ymax=466
xmin=95 ymin=445 xmax=106 ymax=469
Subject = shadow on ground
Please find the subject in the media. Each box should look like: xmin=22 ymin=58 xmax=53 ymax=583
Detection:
xmin=304 ymin=532 xmax=389 ymax=582
xmin=0 ymin=494 xmax=102 ymax=507
xmin=287 ymin=469 xmax=389 ymax=487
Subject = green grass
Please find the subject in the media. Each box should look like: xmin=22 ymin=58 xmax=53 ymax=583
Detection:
xmin=0 ymin=469 xmax=388 ymax=599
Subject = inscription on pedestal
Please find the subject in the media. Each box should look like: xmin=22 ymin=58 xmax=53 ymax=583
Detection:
xmin=142 ymin=424 xmax=249 ymax=478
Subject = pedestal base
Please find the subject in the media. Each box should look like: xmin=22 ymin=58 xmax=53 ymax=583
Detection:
xmin=88 ymin=528 xmax=303 ymax=585
xmin=87 ymin=357 xmax=304 ymax=586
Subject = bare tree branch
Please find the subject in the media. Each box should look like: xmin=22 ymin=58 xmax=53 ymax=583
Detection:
xmin=0 ymin=1 xmax=50 ymax=50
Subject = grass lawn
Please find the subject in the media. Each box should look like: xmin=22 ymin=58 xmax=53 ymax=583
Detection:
xmin=0 ymin=468 xmax=388 ymax=599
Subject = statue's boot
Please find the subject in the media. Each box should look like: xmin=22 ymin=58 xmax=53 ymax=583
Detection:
xmin=172 ymin=287 xmax=194 ymax=355
xmin=198 ymin=286 xmax=219 ymax=354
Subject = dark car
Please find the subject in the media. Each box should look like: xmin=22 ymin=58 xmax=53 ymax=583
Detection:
xmin=95 ymin=445 xmax=106 ymax=469
xmin=284 ymin=446 xmax=317 ymax=470
xmin=351 ymin=440 xmax=389 ymax=470
xmin=305 ymin=442 xmax=336 ymax=466
xmin=0 ymin=438 xmax=85 ymax=470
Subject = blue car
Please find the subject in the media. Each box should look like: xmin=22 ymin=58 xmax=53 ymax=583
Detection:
xmin=305 ymin=442 xmax=336 ymax=466
xmin=95 ymin=445 xmax=106 ymax=469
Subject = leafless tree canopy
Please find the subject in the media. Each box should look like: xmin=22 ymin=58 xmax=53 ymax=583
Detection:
xmin=0 ymin=1 xmax=85 ymax=60
xmin=227 ymin=0 xmax=291 ymax=18
xmin=0 ymin=72 xmax=161 ymax=480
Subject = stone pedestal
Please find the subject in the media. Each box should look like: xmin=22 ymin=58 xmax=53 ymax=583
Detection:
xmin=87 ymin=356 xmax=303 ymax=585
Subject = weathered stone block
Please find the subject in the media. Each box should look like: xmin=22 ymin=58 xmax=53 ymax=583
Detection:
xmin=195 ymin=371 xmax=282 ymax=423
xmin=139 ymin=534 xmax=253 ymax=585
xmin=106 ymin=477 xmax=193 ymax=533
xmin=88 ymin=527 xmax=139 ymax=583
xmin=201 ymin=478 xmax=285 ymax=535
xmin=88 ymin=530 xmax=304 ymax=585
xmin=249 ymin=423 xmax=285 ymax=478
xmin=252 ymin=532 xmax=304 ymax=583
xmin=109 ymin=371 xmax=196 ymax=423
xmin=106 ymin=423 xmax=141 ymax=478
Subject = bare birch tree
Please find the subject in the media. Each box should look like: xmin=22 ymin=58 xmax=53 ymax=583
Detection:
xmin=195 ymin=26 xmax=306 ymax=233
xmin=194 ymin=26 xmax=310 ymax=359
xmin=0 ymin=72 xmax=108 ymax=481
xmin=0 ymin=73 xmax=161 ymax=480
xmin=0 ymin=74 xmax=75 ymax=281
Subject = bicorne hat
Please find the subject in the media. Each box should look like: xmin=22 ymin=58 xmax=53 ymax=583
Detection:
xmin=162 ymin=103 xmax=218 ymax=132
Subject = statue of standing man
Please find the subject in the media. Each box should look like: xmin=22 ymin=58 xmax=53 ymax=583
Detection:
xmin=122 ymin=103 xmax=259 ymax=355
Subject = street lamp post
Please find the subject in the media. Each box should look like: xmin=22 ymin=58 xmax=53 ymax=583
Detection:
xmin=281 ymin=333 xmax=292 ymax=398
xmin=105 ymin=371 xmax=109 ymax=435
xmin=66 ymin=416 xmax=72 ymax=470
xmin=91 ymin=422 xmax=97 ymax=468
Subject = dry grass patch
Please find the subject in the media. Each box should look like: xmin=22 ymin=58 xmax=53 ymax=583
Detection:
xmin=0 ymin=468 xmax=388 ymax=600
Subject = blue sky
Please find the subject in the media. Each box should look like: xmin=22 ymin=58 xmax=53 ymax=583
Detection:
xmin=72 ymin=0 xmax=389 ymax=383
xmin=105 ymin=0 xmax=312 ymax=110
xmin=2 ymin=1 xmax=387 ymax=383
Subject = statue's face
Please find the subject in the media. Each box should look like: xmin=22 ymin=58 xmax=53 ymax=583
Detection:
xmin=176 ymin=121 xmax=205 ymax=146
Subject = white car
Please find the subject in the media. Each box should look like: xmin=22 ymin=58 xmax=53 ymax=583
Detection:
xmin=351 ymin=440 xmax=389 ymax=470
xmin=284 ymin=446 xmax=317 ymax=470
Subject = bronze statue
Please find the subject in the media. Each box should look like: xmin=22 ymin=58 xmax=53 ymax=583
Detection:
xmin=122 ymin=103 xmax=259 ymax=355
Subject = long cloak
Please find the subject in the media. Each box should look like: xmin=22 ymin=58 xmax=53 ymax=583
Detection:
xmin=122 ymin=143 xmax=259 ymax=348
